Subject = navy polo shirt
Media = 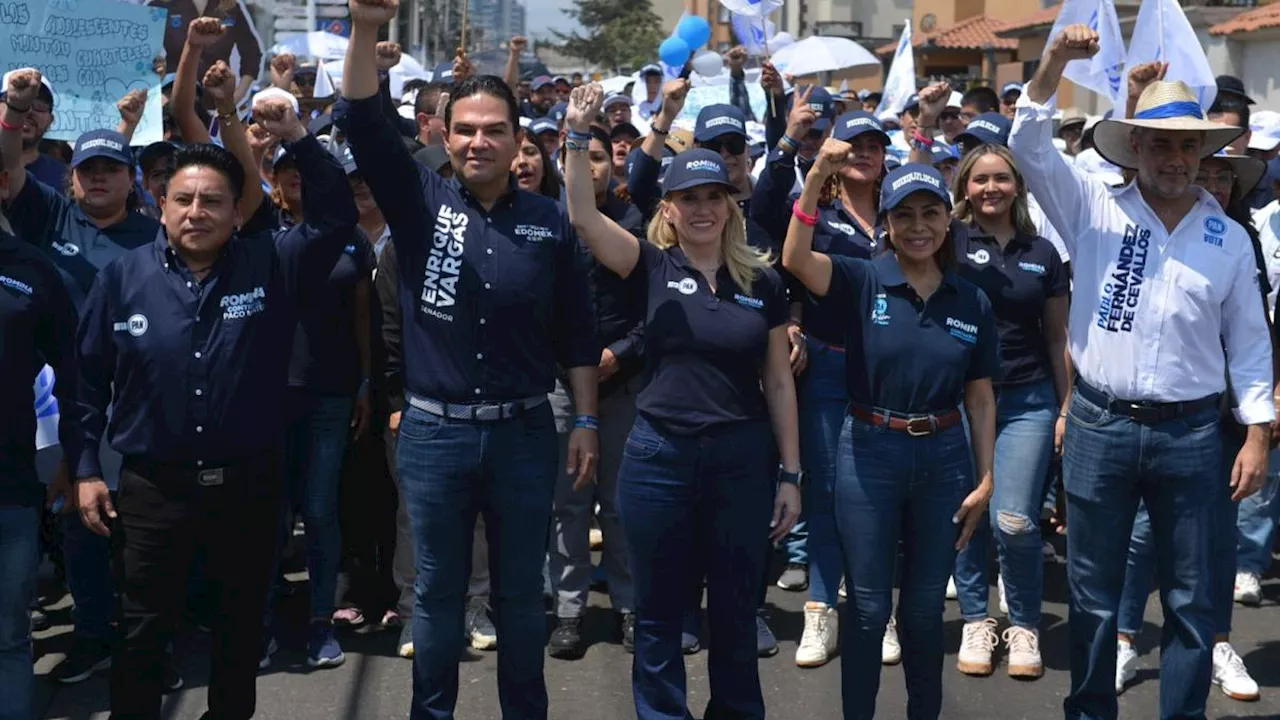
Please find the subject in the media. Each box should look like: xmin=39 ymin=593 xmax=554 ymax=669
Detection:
xmin=337 ymin=94 xmax=598 ymax=403
xmin=0 ymin=231 xmax=79 ymax=506
xmin=828 ymin=253 xmax=1000 ymax=414
xmin=5 ymin=173 xmax=160 ymax=310
xmin=287 ymin=228 xmax=377 ymax=395
xmin=29 ymin=154 xmax=68 ymax=196
xmin=953 ymin=225 xmax=1069 ymax=387
xmin=634 ymin=242 xmax=788 ymax=435
xmin=75 ymin=135 xmax=358 ymax=478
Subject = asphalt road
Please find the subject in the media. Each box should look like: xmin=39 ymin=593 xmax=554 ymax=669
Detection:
xmin=36 ymin=543 xmax=1280 ymax=720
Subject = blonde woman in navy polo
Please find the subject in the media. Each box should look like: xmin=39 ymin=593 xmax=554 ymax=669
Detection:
xmin=783 ymin=148 xmax=999 ymax=720
xmin=564 ymin=84 xmax=802 ymax=720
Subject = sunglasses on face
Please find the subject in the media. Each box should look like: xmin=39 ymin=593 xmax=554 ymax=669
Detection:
xmin=1195 ymin=171 xmax=1236 ymax=188
xmin=702 ymin=136 xmax=747 ymax=156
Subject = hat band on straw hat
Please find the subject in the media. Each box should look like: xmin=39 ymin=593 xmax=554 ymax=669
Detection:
xmin=1135 ymin=101 xmax=1204 ymax=121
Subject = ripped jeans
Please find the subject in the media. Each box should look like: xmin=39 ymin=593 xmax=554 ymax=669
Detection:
xmin=954 ymin=379 xmax=1057 ymax=629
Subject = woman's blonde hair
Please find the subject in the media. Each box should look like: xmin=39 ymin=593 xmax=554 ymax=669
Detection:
xmin=646 ymin=191 xmax=772 ymax=293
xmin=950 ymin=144 xmax=1037 ymax=236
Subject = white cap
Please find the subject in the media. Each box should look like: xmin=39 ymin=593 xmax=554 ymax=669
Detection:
xmin=396 ymin=104 xmax=415 ymax=121
xmin=946 ymin=91 xmax=963 ymax=110
xmin=250 ymin=87 xmax=300 ymax=116
xmin=1 ymin=68 xmax=55 ymax=103
xmin=1248 ymin=109 xmax=1280 ymax=152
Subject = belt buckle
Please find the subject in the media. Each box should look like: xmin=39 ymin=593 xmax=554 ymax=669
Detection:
xmin=197 ymin=468 xmax=224 ymax=487
xmin=905 ymin=416 xmax=934 ymax=437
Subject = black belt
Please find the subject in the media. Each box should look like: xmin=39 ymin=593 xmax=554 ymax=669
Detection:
xmin=1074 ymin=380 xmax=1219 ymax=425
xmin=122 ymin=452 xmax=275 ymax=488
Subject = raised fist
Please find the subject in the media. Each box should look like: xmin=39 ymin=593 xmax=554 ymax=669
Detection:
xmin=188 ymin=17 xmax=225 ymax=47
xmin=270 ymin=53 xmax=297 ymax=89
xmin=509 ymin=36 xmax=528 ymax=55
xmin=916 ymin=81 xmax=952 ymax=125
xmin=375 ymin=41 xmax=402 ymax=71
xmin=1051 ymin=24 xmax=1100 ymax=63
xmin=253 ymin=97 xmax=305 ymax=142
xmin=3 ymin=68 xmax=43 ymax=109
xmin=203 ymin=61 xmax=236 ymax=109
xmin=658 ymin=79 xmax=690 ymax=123
xmin=813 ymin=138 xmax=852 ymax=179
xmin=349 ymin=0 xmax=399 ymax=28
xmin=566 ymin=83 xmax=603 ymax=134
xmin=117 ymin=88 xmax=148 ymax=126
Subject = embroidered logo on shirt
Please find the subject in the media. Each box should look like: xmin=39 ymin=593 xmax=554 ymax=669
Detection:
xmin=968 ymin=249 xmax=990 ymax=265
xmin=668 ymin=278 xmax=698 ymax=295
xmin=51 ymin=241 xmax=80 ymax=257
xmin=733 ymin=293 xmax=763 ymax=309
xmin=344 ymin=244 xmax=357 ymax=255
xmin=422 ymin=205 xmax=467 ymax=321
xmin=1018 ymin=261 xmax=1046 ymax=275
xmin=870 ymin=294 xmax=890 ymax=326
xmin=1204 ymin=234 xmax=1223 ymax=248
xmin=514 ymin=224 xmax=555 ymax=243
xmin=1096 ymin=223 xmax=1150 ymax=334
xmin=1205 ymin=217 xmax=1227 ymax=235
xmin=828 ymin=221 xmax=856 ymax=236
xmin=113 ymin=313 xmax=149 ymax=336
xmin=945 ymin=316 xmax=978 ymax=344
xmin=0 ymin=275 xmax=33 ymax=295
xmin=220 ymin=287 xmax=266 ymax=320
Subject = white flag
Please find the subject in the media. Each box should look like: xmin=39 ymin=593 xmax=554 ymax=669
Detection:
xmin=34 ymin=365 xmax=59 ymax=450
xmin=718 ymin=0 xmax=783 ymax=20
xmin=876 ymin=21 xmax=915 ymax=117
xmin=1046 ymin=0 xmax=1125 ymax=106
xmin=732 ymin=13 xmax=776 ymax=56
xmin=1124 ymin=0 xmax=1217 ymax=113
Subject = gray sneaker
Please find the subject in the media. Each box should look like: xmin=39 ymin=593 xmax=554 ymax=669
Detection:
xmin=756 ymin=609 xmax=779 ymax=658
xmin=466 ymin=597 xmax=497 ymax=651
xmin=776 ymin=563 xmax=809 ymax=592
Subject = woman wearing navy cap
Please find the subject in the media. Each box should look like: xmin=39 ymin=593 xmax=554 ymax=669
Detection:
xmin=755 ymin=103 xmax=891 ymax=669
xmin=564 ymin=84 xmax=801 ymax=720
xmin=784 ymin=151 xmax=998 ymax=720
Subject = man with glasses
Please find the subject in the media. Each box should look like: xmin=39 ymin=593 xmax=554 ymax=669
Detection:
xmin=938 ymin=91 xmax=966 ymax=145
xmin=1001 ymin=82 xmax=1022 ymax=120
xmin=0 ymin=71 xmax=65 ymax=195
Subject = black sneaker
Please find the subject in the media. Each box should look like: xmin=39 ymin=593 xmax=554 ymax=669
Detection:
xmin=53 ymin=637 xmax=112 ymax=684
xmin=548 ymin=616 xmax=585 ymax=660
xmin=162 ymin=655 xmax=184 ymax=693
xmin=618 ymin=612 xmax=636 ymax=654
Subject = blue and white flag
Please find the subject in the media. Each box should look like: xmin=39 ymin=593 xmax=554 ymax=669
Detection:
xmin=732 ymin=13 xmax=776 ymax=56
xmin=1046 ymin=0 xmax=1126 ymax=106
xmin=718 ymin=0 xmax=783 ymax=20
xmin=876 ymin=21 xmax=915 ymax=117
xmin=1124 ymin=0 xmax=1217 ymax=112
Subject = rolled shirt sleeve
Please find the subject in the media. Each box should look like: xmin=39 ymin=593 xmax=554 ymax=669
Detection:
xmin=1223 ymin=233 xmax=1277 ymax=425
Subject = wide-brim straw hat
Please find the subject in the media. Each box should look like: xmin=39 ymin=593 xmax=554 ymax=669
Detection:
xmin=1093 ymin=80 xmax=1243 ymax=171
xmin=1202 ymin=150 xmax=1267 ymax=197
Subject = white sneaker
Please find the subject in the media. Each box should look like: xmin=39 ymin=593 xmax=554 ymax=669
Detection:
xmin=1116 ymin=639 xmax=1138 ymax=695
xmin=997 ymin=574 xmax=1008 ymax=615
xmin=1234 ymin=571 xmax=1262 ymax=606
xmin=466 ymin=597 xmax=498 ymax=651
xmin=838 ymin=579 xmax=847 ymax=598
xmin=946 ymin=576 xmax=958 ymax=600
xmin=1213 ymin=641 xmax=1260 ymax=701
xmin=1002 ymin=626 xmax=1042 ymax=679
xmin=882 ymin=617 xmax=901 ymax=665
xmin=795 ymin=602 xmax=838 ymax=668
xmin=957 ymin=618 xmax=998 ymax=676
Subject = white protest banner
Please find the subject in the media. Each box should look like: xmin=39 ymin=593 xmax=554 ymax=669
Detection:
xmin=1046 ymin=0 xmax=1125 ymax=106
xmin=876 ymin=20 xmax=915 ymax=117
xmin=675 ymin=83 xmax=767 ymax=125
xmin=0 ymin=0 xmax=167 ymax=145
xmin=1124 ymin=0 xmax=1217 ymax=112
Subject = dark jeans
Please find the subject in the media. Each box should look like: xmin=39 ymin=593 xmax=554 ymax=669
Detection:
xmin=0 ymin=504 xmax=40 ymax=720
xmin=797 ymin=338 xmax=847 ymax=606
xmin=836 ymin=415 xmax=972 ymax=720
xmin=1061 ymin=390 xmax=1219 ymax=720
xmin=336 ymin=424 xmax=398 ymax=616
xmin=395 ymin=401 xmax=558 ymax=720
xmin=110 ymin=456 xmax=280 ymax=720
xmin=618 ymin=414 xmax=774 ymax=720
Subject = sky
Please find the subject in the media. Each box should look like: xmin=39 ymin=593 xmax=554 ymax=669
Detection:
xmin=526 ymin=0 xmax=581 ymax=38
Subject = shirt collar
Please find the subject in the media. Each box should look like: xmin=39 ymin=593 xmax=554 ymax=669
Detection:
xmin=964 ymin=223 xmax=1034 ymax=249
xmin=447 ymin=173 xmax=521 ymax=212
xmin=872 ymin=251 xmax=958 ymax=292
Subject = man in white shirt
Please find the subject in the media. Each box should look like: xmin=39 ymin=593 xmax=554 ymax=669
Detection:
xmin=1010 ymin=25 xmax=1274 ymax=720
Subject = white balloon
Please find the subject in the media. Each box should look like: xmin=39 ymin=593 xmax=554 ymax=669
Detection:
xmin=691 ymin=51 xmax=724 ymax=78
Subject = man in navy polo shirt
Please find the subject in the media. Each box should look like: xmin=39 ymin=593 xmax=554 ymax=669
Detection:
xmin=0 ymin=69 xmax=66 ymax=194
xmin=73 ymin=99 xmax=357 ymax=719
xmin=339 ymin=2 xmax=600 ymax=717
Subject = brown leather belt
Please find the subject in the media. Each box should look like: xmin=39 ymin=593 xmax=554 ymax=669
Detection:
xmin=849 ymin=406 xmax=963 ymax=437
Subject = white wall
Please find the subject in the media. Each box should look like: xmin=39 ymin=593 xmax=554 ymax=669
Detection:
xmin=1241 ymin=41 xmax=1280 ymax=109
xmin=859 ymin=0 xmax=912 ymax=40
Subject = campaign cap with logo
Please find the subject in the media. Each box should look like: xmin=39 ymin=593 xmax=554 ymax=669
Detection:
xmin=791 ymin=86 xmax=836 ymax=132
xmin=880 ymin=164 xmax=952 ymax=213
xmin=603 ymin=92 xmax=634 ymax=109
xmin=531 ymin=75 xmax=554 ymax=91
xmin=661 ymin=148 xmax=737 ymax=195
xmin=72 ymin=129 xmax=134 ymax=168
xmin=549 ymin=101 xmax=569 ymax=126
xmin=954 ymin=112 xmax=1012 ymax=148
xmin=832 ymin=111 xmax=890 ymax=145
xmin=529 ymin=117 xmax=559 ymax=137
xmin=694 ymin=104 xmax=748 ymax=143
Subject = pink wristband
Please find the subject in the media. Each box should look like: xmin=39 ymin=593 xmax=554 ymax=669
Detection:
xmin=793 ymin=201 xmax=819 ymax=227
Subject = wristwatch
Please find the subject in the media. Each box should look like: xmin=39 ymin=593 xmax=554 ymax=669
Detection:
xmin=779 ymin=469 xmax=805 ymax=488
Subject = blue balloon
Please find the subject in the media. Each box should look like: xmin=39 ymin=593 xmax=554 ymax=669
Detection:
xmin=658 ymin=36 xmax=692 ymax=68
xmin=675 ymin=15 xmax=712 ymax=49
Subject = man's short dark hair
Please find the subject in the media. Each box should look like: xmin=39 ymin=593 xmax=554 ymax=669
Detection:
xmin=961 ymin=87 xmax=1000 ymax=114
xmin=1209 ymin=93 xmax=1250 ymax=129
xmin=446 ymin=75 xmax=519 ymax=132
xmin=413 ymin=81 xmax=452 ymax=118
xmin=166 ymin=143 xmax=245 ymax=202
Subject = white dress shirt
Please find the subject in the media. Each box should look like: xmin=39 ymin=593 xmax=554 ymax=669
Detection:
xmin=1009 ymin=95 xmax=1275 ymax=425
xmin=1254 ymin=199 xmax=1280 ymax=320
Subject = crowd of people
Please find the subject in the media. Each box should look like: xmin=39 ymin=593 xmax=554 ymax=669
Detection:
xmin=1 ymin=1 xmax=1279 ymax=719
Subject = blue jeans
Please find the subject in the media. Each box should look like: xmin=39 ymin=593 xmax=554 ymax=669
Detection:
xmin=283 ymin=392 xmax=354 ymax=621
xmin=836 ymin=415 xmax=972 ymax=720
xmin=0 ymin=505 xmax=40 ymax=720
xmin=1236 ymin=448 xmax=1280 ymax=576
xmin=396 ymin=401 xmax=558 ymax=720
xmin=797 ymin=338 xmax=847 ymax=605
xmin=1061 ymin=390 xmax=1219 ymax=720
xmin=954 ymin=380 xmax=1057 ymax=628
xmin=619 ymin=414 xmax=773 ymax=720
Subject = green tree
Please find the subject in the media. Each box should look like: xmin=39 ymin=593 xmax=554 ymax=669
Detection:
xmin=553 ymin=0 xmax=666 ymax=72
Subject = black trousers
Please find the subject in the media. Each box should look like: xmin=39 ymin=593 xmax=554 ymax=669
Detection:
xmin=110 ymin=454 xmax=280 ymax=720
xmin=335 ymin=426 xmax=398 ymax=615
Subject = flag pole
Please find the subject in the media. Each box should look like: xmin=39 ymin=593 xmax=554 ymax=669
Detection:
xmin=460 ymin=0 xmax=470 ymax=55
xmin=761 ymin=15 xmax=774 ymax=117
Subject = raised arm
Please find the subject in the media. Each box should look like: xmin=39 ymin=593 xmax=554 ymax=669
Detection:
xmin=629 ymin=80 xmax=688 ymax=216
xmin=565 ymin=84 xmax=641 ymax=278
xmin=0 ymin=69 xmax=41 ymax=200
xmin=912 ymin=81 xmax=951 ymax=164
xmin=781 ymin=139 xmax=848 ymax=297
xmin=345 ymin=0 xmax=398 ymax=102
xmin=504 ymin=36 xmax=527 ymax=90
xmin=750 ymin=85 xmax=817 ymax=240
xmin=1125 ymin=62 xmax=1168 ymax=121
xmin=173 ymin=18 xmax=225 ymax=144
xmin=115 ymin=89 xmax=148 ymax=142
xmin=204 ymin=61 xmax=264 ymax=220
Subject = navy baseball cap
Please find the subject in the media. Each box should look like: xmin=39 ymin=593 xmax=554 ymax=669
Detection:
xmin=800 ymin=87 xmax=837 ymax=131
xmin=531 ymin=75 xmax=554 ymax=91
xmin=694 ymin=104 xmax=748 ymax=143
xmin=929 ymin=142 xmax=960 ymax=166
xmin=548 ymin=101 xmax=568 ymax=126
xmin=955 ymin=112 xmax=1012 ymax=148
xmin=270 ymin=145 xmax=295 ymax=170
xmin=603 ymin=92 xmax=633 ymax=109
xmin=880 ymin=164 xmax=952 ymax=213
xmin=902 ymin=94 xmax=920 ymax=113
xmin=610 ymin=122 xmax=641 ymax=140
xmin=884 ymin=154 xmax=902 ymax=171
xmin=529 ymin=117 xmax=558 ymax=136
xmin=552 ymin=75 xmax=570 ymax=86
xmin=71 ymin=129 xmax=132 ymax=168
xmin=661 ymin=148 xmax=736 ymax=195
xmin=1001 ymin=82 xmax=1023 ymax=98
xmin=832 ymin=111 xmax=890 ymax=144
xmin=640 ymin=64 xmax=662 ymax=77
